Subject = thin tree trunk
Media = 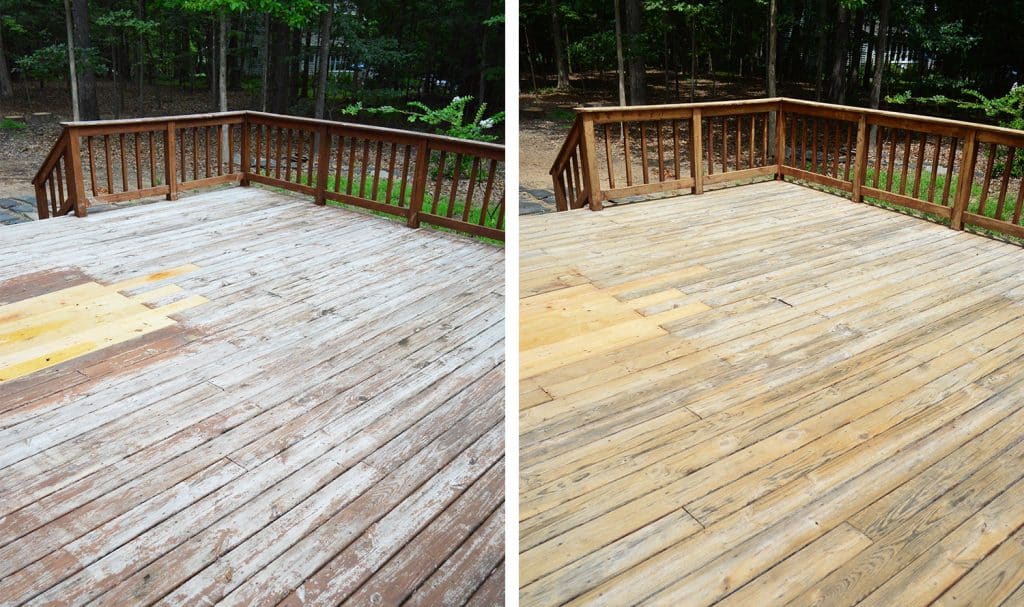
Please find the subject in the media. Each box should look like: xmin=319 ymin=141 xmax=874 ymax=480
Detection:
xmin=62 ymin=0 xmax=79 ymax=118
xmin=870 ymin=0 xmax=890 ymax=110
xmin=523 ymin=26 xmax=538 ymax=90
xmin=0 ymin=9 xmax=15 ymax=98
xmin=613 ymin=0 xmax=626 ymax=106
xmin=314 ymin=4 xmax=333 ymax=119
xmin=219 ymin=10 xmax=228 ymax=162
xmin=137 ymin=0 xmax=144 ymax=108
xmin=689 ymin=17 xmax=696 ymax=101
xmin=828 ymin=5 xmax=850 ymax=103
xmin=814 ymin=0 xmax=827 ymax=101
xmin=549 ymin=0 xmax=569 ymax=89
xmin=72 ymin=0 xmax=98 ymax=119
xmin=768 ymin=0 xmax=777 ymax=156
xmin=261 ymin=14 xmax=269 ymax=111
xmin=624 ymin=0 xmax=645 ymax=104
xmin=300 ymin=28 xmax=312 ymax=98
xmin=863 ymin=17 xmax=875 ymax=90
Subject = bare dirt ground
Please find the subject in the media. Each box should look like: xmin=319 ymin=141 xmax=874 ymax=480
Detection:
xmin=1 ymin=81 xmax=256 ymax=198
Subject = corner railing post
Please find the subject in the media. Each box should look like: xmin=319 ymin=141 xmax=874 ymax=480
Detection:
xmin=314 ymin=124 xmax=330 ymax=206
xmin=65 ymin=128 xmax=87 ymax=217
xmin=950 ymin=129 xmax=978 ymax=230
xmin=407 ymin=139 xmax=430 ymax=228
xmin=690 ymin=108 xmax=704 ymax=195
xmin=852 ymin=114 xmax=868 ymax=202
xmin=240 ymin=114 xmax=251 ymax=186
xmin=165 ymin=121 xmax=179 ymax=200
xmin=775 ymin=101 xmax=786 ymax=180
xmin=579 ymin=114 xmax=602 ymax=210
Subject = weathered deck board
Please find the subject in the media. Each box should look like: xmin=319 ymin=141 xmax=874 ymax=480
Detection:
xmin=0 ymin=186 xmax=504 ymax=606
xmin=519 ymin=180 xmax=1024 ymax=607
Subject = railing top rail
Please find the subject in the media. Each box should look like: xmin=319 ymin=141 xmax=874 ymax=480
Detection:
xmin=58 ymin=110 xmax=504 ymax=155
xmin=572 ymin=96 xmax=1024 ymax=140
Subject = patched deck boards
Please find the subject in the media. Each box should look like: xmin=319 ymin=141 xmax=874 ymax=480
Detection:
xmin=0 ymin=187 xmax=504 ymax=606
xmin=519 ymin=180 xmax=1024 ymax=607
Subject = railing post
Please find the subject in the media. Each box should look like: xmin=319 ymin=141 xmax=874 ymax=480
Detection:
xmin=165 ymin=122 xmax=179 ymax=200
xmin=951 ymin=129 xmax=978 ymax=231
xmin=240 ymin=115 xmax=251 ymax=186
xmin=579 ymin=114 xmax=602 ymax=210
xmin=314 ymin=125 xmax=330 ymax=206
xmin=775 ymin=103 xmax=786 ymax=180
xmin=851 ymin=114 xmax=868 ymax=203
xmin=407 ymin=139 xmax=430 ymax=228
xmin=35 ymin=183 xmax=49 ymax=219
xmin=65 ymin=128 xmax=87 ymax=217
xmin=690 ymin=109 xmax=704 ymax=195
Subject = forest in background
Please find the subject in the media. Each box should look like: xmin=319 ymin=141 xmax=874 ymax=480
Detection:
xmin=520 ymin=0 xmax=1024 ymax=127
xmin=0 ymin=0 xmax=504 ymax=131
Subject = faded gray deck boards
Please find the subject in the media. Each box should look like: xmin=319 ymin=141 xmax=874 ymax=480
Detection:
xmin=0 ymin=186 xmax=504 ymax=606
xmin=519 ymin=180 xmax=1024 ymax=607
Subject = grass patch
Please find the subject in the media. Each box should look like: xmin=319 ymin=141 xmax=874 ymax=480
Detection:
xmin=0 ymin=118 xmax=26 ymax=130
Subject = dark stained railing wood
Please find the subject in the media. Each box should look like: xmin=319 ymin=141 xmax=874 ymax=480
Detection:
xmin=556 ymin=97 xmax=1024 ymax=243
xmin=31 ymin=111 xmax=504 ymax=242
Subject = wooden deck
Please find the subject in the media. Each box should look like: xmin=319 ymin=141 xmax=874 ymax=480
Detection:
xmin=0 ymin=187 xmax=504 ymax=606
xmin=520 ymin=180 xmax=1024 ymax=607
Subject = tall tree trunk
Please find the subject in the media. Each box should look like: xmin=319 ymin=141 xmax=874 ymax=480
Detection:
xmin=613 ymin=0 xmax=626 ymax=106
xmin=61 ymin=0 xmax=78 ymax=117
xmin=624 ymin=0 xmax=645 ymax=104
xmin=549 ymin=0 xmax=569 ymax=89
xmin=767 ymin=0 xmax=777 ymax=158
xmin=523 ymin=26 xmax=538 ymax=91
xmin=0 ymin=12 xmax=11 ymax=98
xmin=689 ymin=17 xmax=696 ymax=101
xmin=314 ymin=4 xmax=333 ymax=120
xmin=827 ymin=5 xmax=850 ymax=103
xmin=300 ymin=28 xmax=312 ymax=98
xmin=846 ymin=8 xmax=864 ymax=95
xmin=72 ymin=0 xmax=98 ymax=119
xmin=137 ymin=0 xmax=144 ymax=108
xmin=218 ymin=10 xmax=228 ymax=162
xmin=261 ymin=14 xmax=270 ymax=111
xmin=268 ymin=20 xmax=291 ymax=113
xmin=870 ymin=0 xmax=890 ymax=110
xmin=814 ymin=0 xmax=827 ymax=101
xmin=863 ymin=17 xmax=875 ymax=90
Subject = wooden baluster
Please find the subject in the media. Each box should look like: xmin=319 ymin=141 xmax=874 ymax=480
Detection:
xmin=569 ymin=148 xmax=583 ymax=208
xmin=884 ymin=128 xmax=897 ymax=191
xmin=55 ymin=159 xmax=65 ymax=208
xmin=898 ymin=130 xmax=911 ymax=195
xmin=265 ymin=125 xmax=273 ymax=178
xmin=978 ymin=142 xmax=997 ymax=215
xmin=431 ymin=150 xmax=447 ymax=213
xmin=134 ymin=133 xmax=142 ymax=190
xmin=295 ymin=131 xmax=304 ymax=183
xmin=65 ymin=130 xmax=86 ymax=216
xmin=706 ymin=117 xmax=714 ymax=175
xmin=912 ymin=133 xmax=926 ymax=198
xmin=372 ymin=140 xmax=383 ymax=199
xmin=346 ymin=136 xmax=357 ymax=195
xmin=951 ymin=131 xmax=978 ymax=230
xmin=227 ymin=125 xmax=233 ymax=174
xmin=799 ymin=116 xmax=807 ymax=170
xmin=385 ymin=142 xmax=397 ymax=205
xmin=811 ymin=117 xmax=819 ymax=173
xmin=462 ymin=157 xmax=480 ymax=222
xmin=48 ymin=176 xmax=58 ymax=214
xmin=359 ymin=138 xmax=371 ymax=197
xmin=119 ymin=133 xmax=129 ymax=192
xmin=762 ymin=113 xmax=769 ymax=166
xmin=672 ymin=120 xmax=681 ymax=179
xmin=447 ymin=154 xmax=462 ymax=217
xmin=749 ymin=114 xmax=756 ymax=168
xmin=148 ymin=132 xmax=157 ymax=187
xmin=872 ymin=127 xmax=883 ymax=188
xmin=399 ymin=144 xmax=412 ymax=206
xmin=308 ymin=132 xmax=317 ymax=185
xmin=254 ymin=124 xmax=262 ymax=176
xmin=1012 ymin=180 xmax=1024 ymax=225
xmin=604 ymin=124 xmax=616 ymax=189
xmin=656 ymin=120 xmax=665 ymax=180
xmin=843 ymin=122 xmax=852 ymax=181
xmin=785 ymin=112 xmax=795 ymax=166
xmin=315 ymin=126 xmax=330 ymax=205
xmin=639 ymin=122 xmax=649 ymax=184
xmin=832 ymin=121 xmax=841 ymax=177
xmin=478 ymin=159 xmax=497 ymax=225
xmin=206 ymin=126 xmax=213 ymax=177
xmin=941 ymin=137 xmax=958 ymax=206
xmin=995 ymin=147 xmax=1016 ymax=220
xmin=735 ymin=116 xmax=742 ymax=172
xmin=104 ymin=134 xmax=113 ymax=192
xmin=273 ymin=127 xmax=282 ymax=180
xmin=334 ymin=135 xmax=344 ymax=193
xmin=691 ymin=108 xmax=704 ymax=195
xmin=188 ymin=128 xmax=196 ymax=181
xmin=775 ymin=107 xmax=786 ymax=174
xmin=622 ymin=122 xmax=633 ymax=186
xmin=86 ymin=136 xmax=97 ymax=196
xmin=285 ymin=128 xmax=293 ymax=181
xmin=927 ymin=135 xmax=941 ymax=202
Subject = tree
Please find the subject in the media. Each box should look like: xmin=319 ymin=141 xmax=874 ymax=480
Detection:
xmin=613 ymin=0 xmax=626 ymax=105
xmin=62 ymin=0 xmax=78 ymax=119
xmin=624 ymin=0 xmax=644 ymax=104
xmin=313 ymin=1 xmax=332 ymax=119
xmin=0 ymin=10 xmax=15 ymax=97
xmin=549 ymin=0 xmax=569 ymax=89
xmin=870 ymin=0 xmax=890 ymax=110
xmin=72 ymin=0 xmax=98 ymax=120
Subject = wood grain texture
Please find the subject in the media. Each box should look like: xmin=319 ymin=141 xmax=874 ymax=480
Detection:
xmin=0 ymin=186 xmax=504 ymax=606
xmin=520 ymin=180 xmax=1024 ymax=607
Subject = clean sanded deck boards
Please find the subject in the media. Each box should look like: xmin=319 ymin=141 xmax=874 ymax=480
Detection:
xmin=519 ymin=180 xmax=1024 ymax=607
xmin=0 ymin=186 xmax=504 ymax=606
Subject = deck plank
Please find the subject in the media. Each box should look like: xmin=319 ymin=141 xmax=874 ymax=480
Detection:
xmin=520 ymin=180 xmax=1024 ymax=606
xmin=0 ymin=186 xmax=504 ymax=606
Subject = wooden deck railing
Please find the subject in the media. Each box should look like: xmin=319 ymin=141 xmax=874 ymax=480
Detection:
xmin=554 ymin=97 xmax=1024 ymax=240
xmin=32 ymin=111 xmax=506 ymax=241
